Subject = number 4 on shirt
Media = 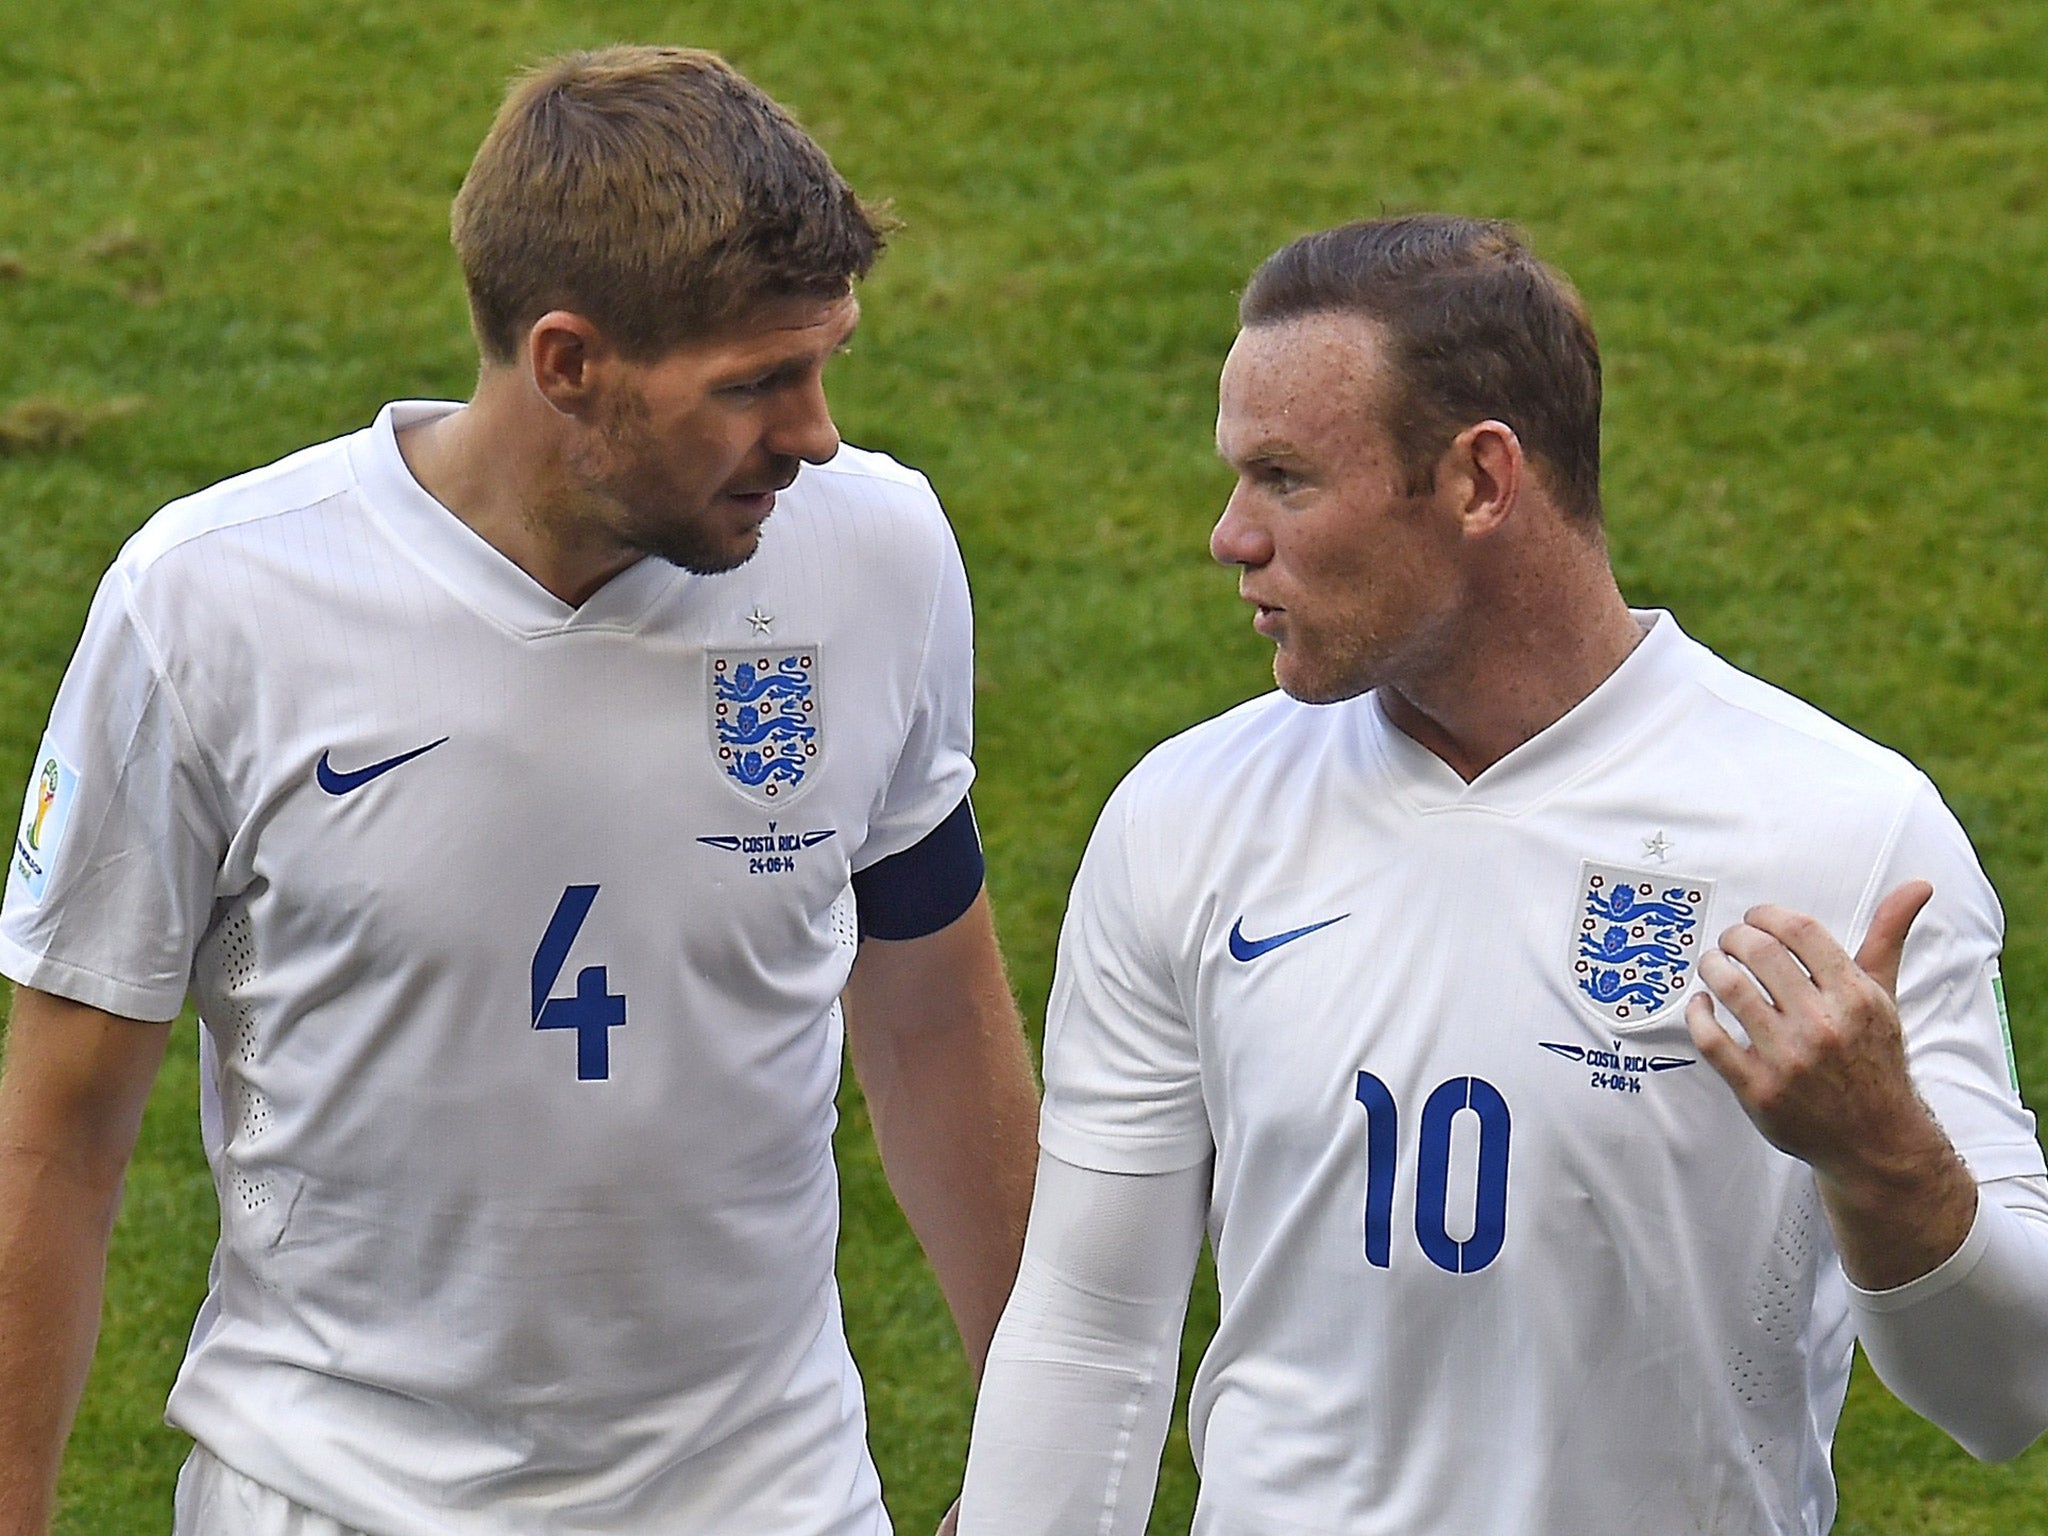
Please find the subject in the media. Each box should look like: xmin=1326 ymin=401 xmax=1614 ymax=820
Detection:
xmin=531 ymin=884 xmax=627 ymax=1081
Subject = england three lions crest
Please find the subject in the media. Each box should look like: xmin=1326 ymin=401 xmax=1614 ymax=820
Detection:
xmin=1570 ymin=862 xmax=1713 ymax=1026
xmin=709 ymin=647 xmax=820 ymax=805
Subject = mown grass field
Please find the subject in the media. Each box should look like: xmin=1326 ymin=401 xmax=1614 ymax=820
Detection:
xmin=4 ymin=1 xmax=2047 ymax=1531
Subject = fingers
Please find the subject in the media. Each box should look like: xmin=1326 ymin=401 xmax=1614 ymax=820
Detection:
xmin=1687 ymin=892 xmax=1930 ymax=1174
xmin=1715 ymin=917 xmax=1819 ymax=1018
xmin=1695 ymin=946 xmax=1776 ymax=1038
xmin=1853 ymin=880 xmax=1934 ymax=998
xmin=1737 ymin=884 xmax=1931 ymax=1003
xmin=1691 ymin=908 xmax=1843 ymax=1075
xmin=1686 ymin=989 xmax=1754 ymax=1091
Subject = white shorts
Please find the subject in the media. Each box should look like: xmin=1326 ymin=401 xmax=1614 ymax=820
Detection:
xmin=173 ymin=1446 xmax=367 ymax=1536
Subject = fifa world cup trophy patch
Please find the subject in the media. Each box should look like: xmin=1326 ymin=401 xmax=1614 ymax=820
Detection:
xmin=1570 ymin=861 xmax=1713 ymax=1027
xmin=708 ymin=647 xmax=821 ymax=806
xmin=10 ymin=735 xmax=79 ymax=905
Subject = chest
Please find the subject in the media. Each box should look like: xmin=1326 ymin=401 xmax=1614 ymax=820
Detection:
xmin=182 ymin=556 xmax=915 ymax=973
xmin=1184 ymin=805 xmax=1874 ymax=1240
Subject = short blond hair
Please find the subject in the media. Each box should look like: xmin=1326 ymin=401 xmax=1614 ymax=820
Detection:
xmin=452 ymin=45 xmax=886 ymax=363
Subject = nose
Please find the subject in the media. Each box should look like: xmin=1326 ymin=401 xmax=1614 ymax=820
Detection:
xmin=1210 ymin=480 xmax=1273 ymax=568
xmin=771 ymin=376 xmax=842 ymax=466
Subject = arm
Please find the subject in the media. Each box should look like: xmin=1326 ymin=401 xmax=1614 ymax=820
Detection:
xmin=1687 ymin=882 xmax=2048 ymax=1456
xmin=956 ymin=1151 xmax=1208 ymax=1536
xmin=946 ymin=772 xmax=1209 ymax=1534
xmin=1686 ymin=882 xmax=1976 ymax=1289
xmin=0 ymin=986 xmax=171 ymax=1536
xmin=841 ymin=889 xmax=1040 ymax=1374
xmin=1848 ymin=1173 xmax=2048 ymax=1460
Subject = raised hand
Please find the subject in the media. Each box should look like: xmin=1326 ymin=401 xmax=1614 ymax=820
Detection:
xmin=1685 ymin=881 xmax=1977 ymax=1288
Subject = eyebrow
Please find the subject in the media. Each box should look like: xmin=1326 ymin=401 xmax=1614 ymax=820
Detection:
xmin=727 ymin=321 xmax=860 ymax=386
xmin=1217 ymin=438 xmax=1306 ymax=464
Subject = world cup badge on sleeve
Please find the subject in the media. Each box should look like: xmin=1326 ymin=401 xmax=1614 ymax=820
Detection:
xmin=708 ymin=647 xmax=820 ymax=805
xmin=10 ymin=735 xmax=78 ymax=905
xmin=1570 ymin=861 xmax=1713 ymax=1027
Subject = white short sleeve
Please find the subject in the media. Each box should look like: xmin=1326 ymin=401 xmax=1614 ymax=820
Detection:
xmin=850 ymin=498 xmax=976 ymax=871
xmin=1039 ymin=778 xmax=1211 ymax=1174
xmin=0 ymin=565 xmax=226 ymax=1020
xmin=1886 ymin=776 xmax=2045 ymax=1183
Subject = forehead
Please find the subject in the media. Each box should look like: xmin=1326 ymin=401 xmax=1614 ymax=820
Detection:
xmin=1216 ymin=311 xmax=1392 ymax=457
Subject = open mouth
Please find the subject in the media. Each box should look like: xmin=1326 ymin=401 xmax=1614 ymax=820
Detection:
xmin=723 ymin=484 xmax=791 ymax=523
xmin=724 ymin=473 xmax=798 ymax=514
xmin=1241 ymin=589 xmax=1283 ymax=635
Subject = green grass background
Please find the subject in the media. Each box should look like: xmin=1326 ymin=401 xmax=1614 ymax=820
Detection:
xmin=4 ymin=0 xmax=2046 ymax=1530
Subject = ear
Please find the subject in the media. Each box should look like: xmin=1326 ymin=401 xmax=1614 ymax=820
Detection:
xmin=1438 ymin=419 xmax=1524 ymax=540
xmin=526 ymin=311 xmax=612 ymax=417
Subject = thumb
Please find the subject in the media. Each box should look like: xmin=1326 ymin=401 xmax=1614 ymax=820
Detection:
xmin=1854 ymin=879 xmax=1934 ymax=998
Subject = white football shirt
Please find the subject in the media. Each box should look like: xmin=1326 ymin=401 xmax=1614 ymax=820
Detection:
xmin=0 ymin=402 xmax=976 ymax=1535
xmin=1040 ymin=612 xmax=2043 ymax=1536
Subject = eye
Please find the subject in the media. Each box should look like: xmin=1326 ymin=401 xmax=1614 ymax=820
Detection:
xmin=719 ymin=360 xmax=810 ymax=399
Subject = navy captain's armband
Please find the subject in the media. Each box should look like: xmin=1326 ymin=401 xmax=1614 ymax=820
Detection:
xmin=852 ymin=795 xmax=984 ymax=941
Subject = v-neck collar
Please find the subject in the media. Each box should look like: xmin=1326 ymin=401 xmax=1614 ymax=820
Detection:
xmin=1365 ymin=610 xmax=1698 ymax=816
xmin=348 ymin=400 xmax=686 ymax=639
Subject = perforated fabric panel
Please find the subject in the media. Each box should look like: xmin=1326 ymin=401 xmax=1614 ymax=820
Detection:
xmin=829 ymin=887 xmax=859 ymax=955
xmin=1720 ymin=1184 xmax=1822 ymax=1489
xmin=198 ymin=908 xmax=275 ymax=1213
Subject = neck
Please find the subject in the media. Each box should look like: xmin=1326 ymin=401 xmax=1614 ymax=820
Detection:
xmin=1379 ymin=538 xmax=1644 ymax=783
xmin=396 ymin=376 xmax=636 ymax=607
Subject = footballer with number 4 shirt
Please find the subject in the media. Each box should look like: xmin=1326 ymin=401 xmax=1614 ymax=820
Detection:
xmin=0 ymin=46 xmax=1036 ymax=1536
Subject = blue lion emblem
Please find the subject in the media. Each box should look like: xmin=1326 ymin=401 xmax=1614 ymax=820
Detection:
xmin=1570 ymin=862 xmax=1711 ymax=1024
xmin=710 ymin=649 xmax=819 ymax=802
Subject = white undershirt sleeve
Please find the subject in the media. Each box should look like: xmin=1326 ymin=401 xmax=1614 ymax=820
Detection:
xmin=958 ymin=1149 xmax=1210 ymax=1536
xmin=1850 ymin=1173 xmax=2048 ymax=1461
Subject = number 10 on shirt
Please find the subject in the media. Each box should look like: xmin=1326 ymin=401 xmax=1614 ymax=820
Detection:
xmin=1353 ymin=1071 xmax=1512 ymax=1274
xmin=532 ymin=885 xmax=627 ymax=1081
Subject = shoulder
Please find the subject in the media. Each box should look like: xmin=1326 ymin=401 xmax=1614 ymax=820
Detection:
xmin=804 ymin=441 xmax=936 ymax=496
xmin=1130 ymin=689 xmax=1337 ymax=785
xmin=1106 ymin=689 xmax=1341 ymax=839
xmin=768 ymin=443 xmax=964 ymax=612
xmin=112 ymin=425 xmax=364 ymax=592
xmin=1676 ymin=629 xmax=1926 ymax=805
xmin=783 ymin=442 xmax=948 ymax=540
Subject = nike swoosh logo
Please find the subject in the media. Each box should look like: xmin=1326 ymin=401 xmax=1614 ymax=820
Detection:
xmin=316 ymin=737 xmax=449 ymax=795
xmin=1229 ymin=913 xmax=1349 ymax=962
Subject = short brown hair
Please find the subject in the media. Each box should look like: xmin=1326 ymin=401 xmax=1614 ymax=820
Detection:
xmin=1240 ymin=215 xmax=1603 ymax=521
xmin=452 ymin=45 xmax=887 ymax=363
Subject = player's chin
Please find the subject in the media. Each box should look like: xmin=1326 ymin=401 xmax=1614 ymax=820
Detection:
xmin=700 ymin=531 xmax=763 ymax=575
xmin=1273 ymin=647 xmax=1369 ymax=707
xmin=717 ymin=491 xmax=779 ymax=547
xmin=653 ymin=521 xmax=763 ymax=577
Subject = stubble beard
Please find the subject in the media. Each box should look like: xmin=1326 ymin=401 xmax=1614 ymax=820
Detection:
xmin=1273 ymin=620 xmax=1385 ymax=706
xmin=567 ymin=386 xmax=761 ymax=578
xmin=1275 ymin=590 xmax=1458 ymax=708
